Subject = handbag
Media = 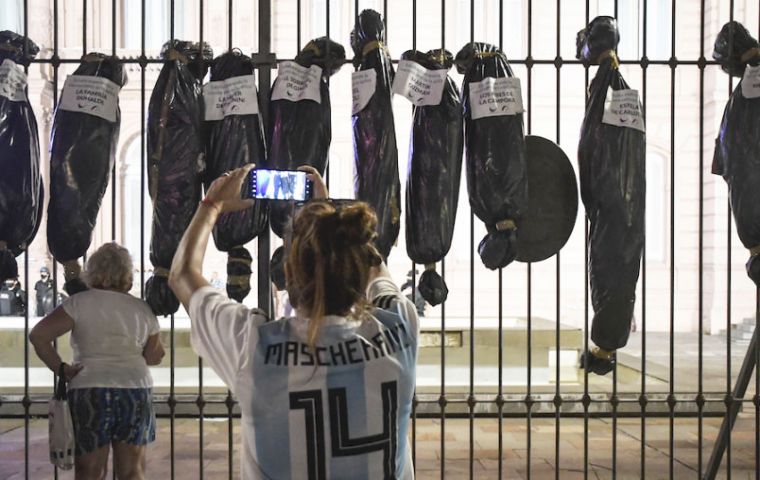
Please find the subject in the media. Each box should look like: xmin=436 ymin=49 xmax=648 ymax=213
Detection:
xmin=48 ymin=363 xmax=75 ymax=470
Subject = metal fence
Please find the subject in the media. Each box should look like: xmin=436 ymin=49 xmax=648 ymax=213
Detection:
xmin=2 ymin=0 xmax=760 ymax=479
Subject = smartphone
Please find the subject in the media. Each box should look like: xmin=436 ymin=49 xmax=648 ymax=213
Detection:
xmin=248 ymin=169 xmax=312 ymax=201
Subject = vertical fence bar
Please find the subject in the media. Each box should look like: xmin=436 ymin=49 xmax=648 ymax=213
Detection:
xmin=526 ymin=0 xmax=533 ymax=477
xmin=640 ymin=0 xmax=648 ymax=477
xmin=698 ymin=0 xmax=706 ymax=477
xmin=168 ymin=2 xmax=176 ymax=479
xmin=22 ymin=2 xmax=30 ymax=478
xmin=198 ymin=1 xmax=206 ymax=478
xmin=410 ymin=0 xmax=417 ymax=470
xmin=497 ymin=0 xmax=504 ymax=477
xmin=668 ymin=0 xmax=677 ymax=478
xmin=226 ymin=3 xmax=235 ymax=478
xmin=140 ymin=0 xmax=146 ymax=299
xmin=554 ymin=1 xmax=562 ymax=478
xmin=464 ymin=1 xmax=475 ymax=479
xmin=582 ymin=1 xmax=590 ymax=478
xmin=611 ymin=4 xmax=619 ymax=477
xmin=52 ymin=1 xmax=61 ymax=477
xmin=111 ymin=0 xmax=117 ymax=241
xmin=727 ymin=4 xmax=735 ymax=478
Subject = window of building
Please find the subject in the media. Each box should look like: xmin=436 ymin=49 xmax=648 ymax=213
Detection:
xmin=0 ymin=1 xmax=22 ymax=33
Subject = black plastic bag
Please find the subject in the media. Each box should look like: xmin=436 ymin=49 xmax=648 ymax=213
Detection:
xmin=48 ymin=53 xmax=127 ymax=294
xmin=204 ymin=50 xmax=268 ymax=302
xmin=577 ymin=16 xmax=645 ymax=351
xmin=712 ymin=22 xmax=760 ymax=288
xmin=0 ymin=32 xmax=42 ymax=283
xmin=146 ymin=40 xmax=212 ymax=315
xmin=403 ymin=49 xmax=463 ymax=305
xmin=268 ymin=37 xmax=346 ymax=238
xmin=351 ymin=10 xmax=400 ymax=259
xmin=455 ymin=42 xmax=527 ymax=270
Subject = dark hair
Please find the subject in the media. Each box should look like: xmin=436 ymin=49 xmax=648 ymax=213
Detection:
xmin=285 ymin=201 xmax=383 ymax=347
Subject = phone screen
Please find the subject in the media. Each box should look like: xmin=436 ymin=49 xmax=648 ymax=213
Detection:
xmin=249 ymin=169 xmax=311 ymax=201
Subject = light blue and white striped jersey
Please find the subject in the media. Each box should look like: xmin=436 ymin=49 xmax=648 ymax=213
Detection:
xmin=189 ymin=277 xmax=419 ymax=479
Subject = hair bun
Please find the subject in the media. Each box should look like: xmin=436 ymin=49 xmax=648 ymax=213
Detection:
xmin=335 ymin=203 xmax=377 ymax=246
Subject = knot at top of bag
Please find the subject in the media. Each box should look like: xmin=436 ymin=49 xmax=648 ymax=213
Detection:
xmin=713 ymin=21 xmax=760 ymax=78
xmin=297 ymin=37 xmax=346 ymax=77
xmin=350 ymin=9 xmax=388 ymax=66
xmin=454 ymin=43 xmax=508 ymax=75
xmin=576 ymin=16 xmax=620 ymax=66
xmin=0 ymin=30 xmax=39 ymax=66
xmin=77 ymin=52 xmax=128 ymax=87
xmin=401 ymin=49 xmax=454 ymax=71
xmin=210 ymin=50 xmax=254 ymax=80
xmin=161 ymin=39 xmax=214 ymax=80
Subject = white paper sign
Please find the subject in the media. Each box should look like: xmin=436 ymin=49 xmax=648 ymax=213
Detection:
xmin=469 ymin=77 xmax=524 ymax=119
xmin=602 ymin=88 xmax=645 ymax=132
xmin=742 ymin=64 xmax=760 ymax=99
xmin=391 ymin=60 xmax=448 ymax=106
xmin=203 ymin=75 xmax=260 ymax=121
xmin=271 ymin=61 xmax=323 ymax=103
xmin=0 ymin=59 xmax=27 ymax=102
xmin=58 ymin=75 xmax=121 ymax=122
xmin=352 ymin=70 xmax=377 ymax=115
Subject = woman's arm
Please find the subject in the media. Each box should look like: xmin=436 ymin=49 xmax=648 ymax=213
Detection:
xmin=169 ymin=165 xmax=255 ymax=311
xmin=29 ymin=306 xmax=83 ymax=381
xmin=142 ymin=333 xmax=165 ymax=366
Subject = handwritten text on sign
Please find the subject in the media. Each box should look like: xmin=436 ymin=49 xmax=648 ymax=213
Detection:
xmin=602 ymin=88 xmax=645 ymax=133
xmin=59 ymin=75 xmax=121 ymax=122
xmin=0 ymin=59 xmax=27 ymax=102
xmin=271 ymin=61 xmax=322 ymax=103
xmin=469 ymin=77 xmax=524 ymax=119
xmin=203 ymin=75 xmax=260 ymax=121
xmin=742 ymin=65 xmax=760 ymax=99
xmin=391 ymin=60 xmax=448 ymax=106
xmin=352 ymin=69 xmax=377 ymax=115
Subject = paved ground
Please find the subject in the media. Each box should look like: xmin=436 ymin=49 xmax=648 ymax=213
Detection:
xmin=1 ymin=413 xmax=758 ymax=479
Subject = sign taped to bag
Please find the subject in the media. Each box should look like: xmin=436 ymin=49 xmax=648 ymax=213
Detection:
xmin=602 ymin=88 xmax=645 ymax=132
xmin=352 ymin=69 xmax=377 ymax=115
xmin=0 ymin=59 xmax=28 ymax=102
xmin=271 ymin=61 xmax=322 ymax=103
xmin=58 ymin=75 xmax=121 ymax=122
xmin=742 ymin=64 xmax=760 ymax=99
xmin=469 ymin=77 xmax=524 ymax=119
xmin=392 ymin=60 xmax=448 ymax=106
xmin=204 ymin=75 xmax=260 ymax=121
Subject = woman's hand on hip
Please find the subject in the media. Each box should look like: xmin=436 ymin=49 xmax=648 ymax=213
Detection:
xmin=63 ymin=363 xmax=83 ymax=381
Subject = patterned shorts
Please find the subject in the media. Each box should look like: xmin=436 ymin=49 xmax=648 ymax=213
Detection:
xmin=68 ymin=388 xmax=156 ymax=456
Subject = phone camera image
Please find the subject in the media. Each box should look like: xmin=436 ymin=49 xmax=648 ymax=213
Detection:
xmin=251 ymin=170 xmax=309 ymax=201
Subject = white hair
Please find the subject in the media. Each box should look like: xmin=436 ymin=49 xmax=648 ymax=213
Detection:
xmin=83 ymin=243 xmax=134 ymax=292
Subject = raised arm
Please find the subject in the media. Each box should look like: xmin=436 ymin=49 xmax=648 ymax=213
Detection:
xmin=168 ymin=165 xmax=255 ymax=311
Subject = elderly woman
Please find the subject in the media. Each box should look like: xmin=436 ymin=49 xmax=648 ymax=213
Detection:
xmin=30 ymin=242 xmax=164 ymax=480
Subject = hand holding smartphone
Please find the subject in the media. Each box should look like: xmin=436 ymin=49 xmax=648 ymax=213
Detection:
xmin=247 ymin=169 xmax=313 ymax=201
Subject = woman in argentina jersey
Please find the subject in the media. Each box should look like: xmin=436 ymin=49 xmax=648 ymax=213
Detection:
xmin=169 ymin=164 xmax=419 ymax=479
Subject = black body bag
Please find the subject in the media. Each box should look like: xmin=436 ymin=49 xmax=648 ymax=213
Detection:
xmin=713 ymin=22 xmax=760 ymax=288
xmin=403 ymin=49 xmax=463 ymax=305
xmin=0 ymin=31 xmax=41 ymax=282
xmin=455 ymin=42 xmax=527 ymax=270
xmin=268 ymin=37 xmax=346 ymax=238
xmin=577 ymin=16 xmax=646 ymax=351
xmin=48 ymin=53 xmax=127 ymax=294
xmin=351 ymin=9 xmax=400 ymax=259
xmin=205 ymin=50 xmax=268 ymax=302
xmin=146 ymin=41 xmax=212 ymax=315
